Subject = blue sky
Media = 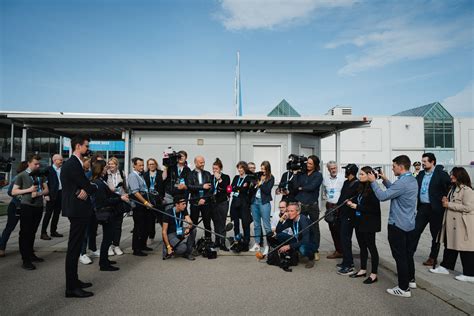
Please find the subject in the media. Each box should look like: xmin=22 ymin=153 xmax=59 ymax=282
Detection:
xmin=1 ymin=0 xmax=473 ymax=116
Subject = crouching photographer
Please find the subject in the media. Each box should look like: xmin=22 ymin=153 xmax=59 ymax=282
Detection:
xmin=162 ymin=196 xmax=196 ymax=261
xmin=270 ymin=202 xmax=317 ymax=269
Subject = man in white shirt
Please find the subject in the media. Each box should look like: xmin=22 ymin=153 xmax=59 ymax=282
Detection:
xmin=322 ymin=161 xmax=345 ymax=259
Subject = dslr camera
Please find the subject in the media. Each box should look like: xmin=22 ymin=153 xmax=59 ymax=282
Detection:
xmin=29 ymin=168 xmax=50 ymax=183
xmin=373 ymin=167 xmax=382 ymax=179
xmin=286 ymin=154 xmax=307 ymax=172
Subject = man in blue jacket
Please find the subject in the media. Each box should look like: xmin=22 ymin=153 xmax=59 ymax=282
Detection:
xmin=368 ymin=155 xmax=418 ymax=298
xmin=413 ymin=153 xmax=450 ymax=267
xmin=276 ymin=202 xmax=316 ymax=269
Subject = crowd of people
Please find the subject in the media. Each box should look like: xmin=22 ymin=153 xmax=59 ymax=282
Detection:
xmin=0 ymin=135 xmax=472 ymax=299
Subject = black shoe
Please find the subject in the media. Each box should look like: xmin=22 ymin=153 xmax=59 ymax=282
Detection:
xmin=350 ymin=271 xmax=367 ymax=278
xmin=51 ymin=232 xmax=64 ymax=238
xmin=241 ymin=244 xmax=249 ymax=252
xmin=142 ymin=247 xmax=153 ymax=251
xmin=337 ymin=267 xmax=355 ymax=275
xmin=65 ymin=288 xmax=94 ymax=298
xmin=100 ymin=265 xmax=120 ymax=271
xmin=22 ymin=262 xmax=36 ymax=270
xmin=78 ymin=280 xmax=93 ymax=289
xmin=133 ymin=251 xmax=147 ymax=257
xmin=40 ymin=233 xmax=51 ymax=240
xmin=108 ymin=260 xmax=117 ymax=265
xmin=363 ymin=276 xmax=378 ymax=284
xmin=30 ymin=255 xmax=44 ymax=263
xmin=219 ymin=245 xmax=230 ymax=252
xmin=183 ymin=254 xmax=195 ymax=261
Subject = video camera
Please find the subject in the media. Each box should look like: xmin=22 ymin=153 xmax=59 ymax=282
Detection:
xmin=286 ymin=154 xmax=307 ymax=172
xmin=0 ymin=156 xmax=15 ymax=173
xmin=195 ymin=237 xmax=217 ymax=259
xmin=162 ymin=148 xmax=181 ymax=168
xmin=29 ymin=168 xmax=50 ymax=183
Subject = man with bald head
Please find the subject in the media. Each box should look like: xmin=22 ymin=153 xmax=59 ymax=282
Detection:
xmin=41 ymin=154 xmax=64 ymax=239
xmin=187 ymin=156 xmax=213 ymax=241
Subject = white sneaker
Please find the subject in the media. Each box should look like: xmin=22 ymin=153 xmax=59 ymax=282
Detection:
xmin=430 ymin=266 xmax=449 ymax=275
xmin=114 ymin=246 xmax=124 ymax=256
xmin=147 ymin=238 xmax=154 ymax=246
xmin=90 ymin=250 xmax=100 ymax=258
xmin=249 ymin=244 xmax=260 ymax=252
xmin=262 ymin=246 xmax=269 ymax=256
xmin=79 ymin=254 xmax=92 ymax=265
xmin=108 ymin=246 xmax=115 ymax=256
xmin=409 ymin=280 xmax=417 ymax=289
xmin=387 ymin=286 xmax=411 ymax=298
xmin=455 ymin=275 xmax=474 ymax=282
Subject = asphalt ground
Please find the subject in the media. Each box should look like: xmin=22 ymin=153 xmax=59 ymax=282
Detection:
xmin=0 ymin=247 xmax=466 ymax=315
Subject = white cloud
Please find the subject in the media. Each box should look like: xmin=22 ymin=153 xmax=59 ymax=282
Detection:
xmin=443 ymin=82 xmax=474 ymax=115
xmin=217 ymin=0 xmax=354 ymax=30
xmin=326 ymin=18 xmax=472 ymax=76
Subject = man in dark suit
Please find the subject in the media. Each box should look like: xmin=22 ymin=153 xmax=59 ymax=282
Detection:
xmin=187 ymin=156 xmax=212 ymax=241
xmin=41 ymin=154 xmax=64 ymax=240
xmin=413 ymin=153 xmax=450 ymax=266
xmin=61 ymin=136 xmax=97 ymax=298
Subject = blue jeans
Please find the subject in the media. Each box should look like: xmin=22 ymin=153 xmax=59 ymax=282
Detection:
xmin=251 ymin=198 xmax=272 ymax=244
xmin=0 ymin=202 xmax=20 ymax=250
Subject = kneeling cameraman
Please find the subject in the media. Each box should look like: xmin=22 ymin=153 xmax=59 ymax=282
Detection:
xmin=275 ymin=202 xmax=316 ymax=269
xmin=162 ymin=196 xmax=196 ymax=261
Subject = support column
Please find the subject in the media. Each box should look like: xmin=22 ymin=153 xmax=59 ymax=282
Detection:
xmin=21 ymin=128 xmax=27 ymax=161
xmin=335 ymin=131 xmax=341 ymax=168
xmin=59 ymin=136 xmax=63 ymax=155
xmin=124 ymin=130 xmax=130 ymax=176
xmin=236 ymin=131 xmax=241 ymax=164
xmin=287 ymin=134 xmax=292 ymax=157
xmin=9 ymin=123 xmax=14 ymax=182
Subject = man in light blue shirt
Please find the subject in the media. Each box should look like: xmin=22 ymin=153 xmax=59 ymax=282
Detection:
xmin=368 ymin=155 xmax=418 ymax=298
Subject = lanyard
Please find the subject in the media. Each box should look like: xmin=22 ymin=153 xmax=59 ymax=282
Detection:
xmin=399 ymin=172 xmax=412 ymax=179
xmin=285 ymin=172 xmax=293 ymax=189
xmin=237 ymin=176 xmax=246 ymax=187
xmin=29 ymin=176 xmax=42 ymax=192
xmin=177 ymin=166 xmax=183 ymax=177
xmin=357 ymin=194 xmax=363 ymax=205
xmin=173 ymin=208 xmax=183 ymax=229
xmin=293 ymin=220 xmax=299 ymax=238
xmin=214 ymin=177 xmax=219 ymax=194
xmin=150 ymin=174 xmax=156 ymax=189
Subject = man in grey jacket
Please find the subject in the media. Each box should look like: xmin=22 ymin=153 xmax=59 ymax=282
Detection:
xmin=368 ymin=155 xmax=418 ymax=298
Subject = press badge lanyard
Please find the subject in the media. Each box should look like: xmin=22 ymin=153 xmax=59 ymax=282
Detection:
xmin=173 ymin=208 xmax=183 ymax=235
xmin=213 ymin=177 xmax=219 ymax=194
xmin=285 ymin=172 xmax=293 ymax=190
xmin=399 ymin=172 xmax=412 ymax=179
xmin=177 ymin=166 xmax=185 ymax=184
xmin=233 ymin=176 xmax=246 ymax=197
xmin=149 ymin=174 xmax=156 ymax=190
xmin=29 ymin=174 xmax=42 ymax=193
xmin=293 ymin=220 xmax=299 ymax=240
xmin=421 ymin=172 xmax=432 ymax=194
xmin=355 ymin=194 xmax=362 ymax=217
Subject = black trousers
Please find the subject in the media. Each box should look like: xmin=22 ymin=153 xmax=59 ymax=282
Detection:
xmin=355 ymin=230 xmax=379 ymax=274
xmin=66 ymin=216 xmax=89 ymax=291
xmin=41 ymin=193 xmax=62 ymax=234
xmin=99 ymin=220 xmax=114 ymax=268
xmin=190 ymin=204 xmax=212 ymax=239
xmin=327 ymin=202 xmax=342 ymax=253
xmin=112 ymin=214 xmax=123 ymax=246
xmin=441 ymin=248 xmax=474 ymax=276
xmin=340 ymin=214 xmax=355 ymax=267
xmin=301 ymin=202 xmax=320 ymax=252
xmin=388 ymin=224 xmax=417 ymax=291
xmin=19 ymin=205 xmax=43 ymax=262
xmin=414 ymin=203 xmax=444 ymax=260
xmin=146 ymin=211 xmax=156 ymax=239
xmin=132 ymin=205 xmax=147 ymax=252
xmin=212 ymin=200 xmax=229 ymax=246
xmin=230 ymin=198 xmax=251 ymax=244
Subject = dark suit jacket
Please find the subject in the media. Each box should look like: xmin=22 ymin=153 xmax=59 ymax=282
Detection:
xmin=144 ymin=170 xmax=164 ymax=204
xmin=416 ymin=165 xmax=451 ymax=214
xmin=354 ymin=189 xmax=381 ymax=233
xmin=251 ymin=175 xmax=275 ymax=205
xmin=187 ymin=169 xmax=212 ymax=205
xmin=211 ymin=173 xmax=231 ymax=204
xmin=61 ymin=155 xmax=97 ymax=218
xmin=47 ymin=166 xmax=61 ymax=201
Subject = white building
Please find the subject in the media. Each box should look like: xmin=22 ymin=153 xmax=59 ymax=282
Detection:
xmin=322 ymin=102 xmax=473 ymax=167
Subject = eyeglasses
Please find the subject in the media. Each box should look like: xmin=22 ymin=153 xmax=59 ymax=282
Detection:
xmin=279 ymin=207 xmax=286 ymax=210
